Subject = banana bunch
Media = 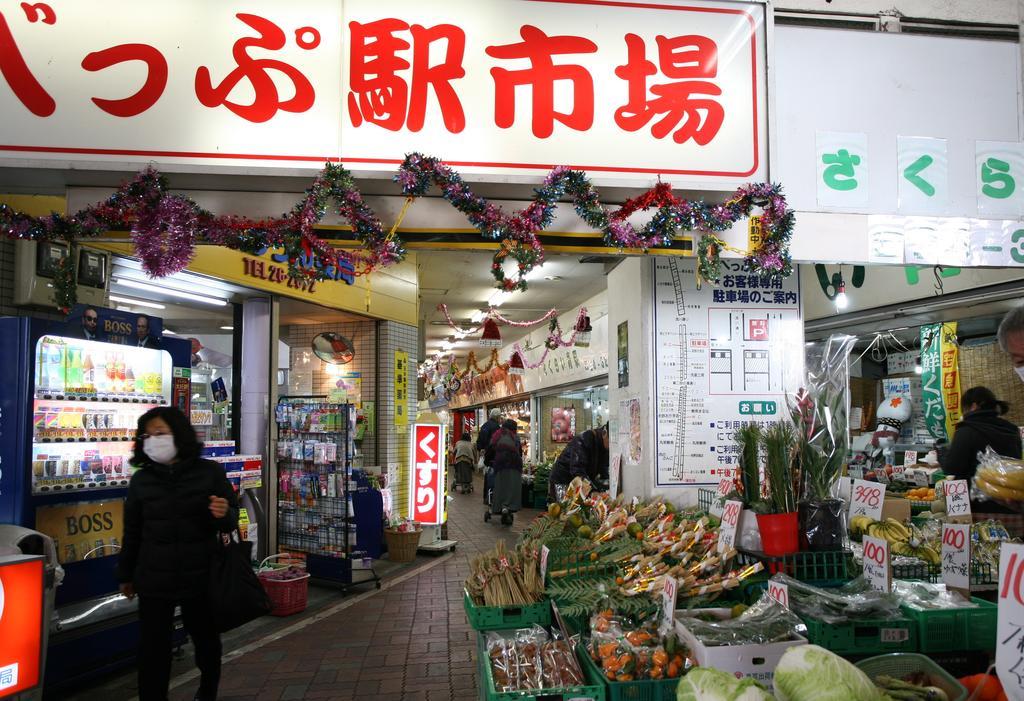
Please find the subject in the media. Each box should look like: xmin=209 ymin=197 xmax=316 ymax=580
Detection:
xmin=866 ymin=518 xmax=912 ymax=546
xmin=891 ymin=540 xmax=941 ymax=565
xmin=849 ymin=515 xmax=876 ymax=539
xmin=977 ymin=464 xmax=1024 ymax=501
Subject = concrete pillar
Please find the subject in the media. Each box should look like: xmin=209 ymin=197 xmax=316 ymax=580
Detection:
xmin=240 ymin=297 xmax=273 ymax=558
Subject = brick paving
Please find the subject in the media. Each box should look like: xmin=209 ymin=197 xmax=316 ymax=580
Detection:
xmin=155 ymin=473 xmax=535 ymax=701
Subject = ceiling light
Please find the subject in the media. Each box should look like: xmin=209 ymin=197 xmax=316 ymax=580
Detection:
xmin=109 ymin=295 xmax=166 ymax=310
xmin=585 ymin=400 xmax=592 ymax=409
xmin=220 ymin=326 xmax=234 ymax=331
xmin=441 ymin=341 xmax=453 ymax=352
xmin=163 ymin=329 xmax=178 ymax=335
xmin=114 ymin=277 xmax=228 ymax=306
xmin=454 ymin=329 xmax=468 ymax=340
xmin=470 ymin=309 xmax=487 ymax=324
xmin=914 ymin=357 xmax=923 ymax=374
xmin=544 ymin=275 xmax=562 ymax=281
xmin=524 ymin=265 xmax=547 ymax=282
xmin=489 ymin=290 xmax=512 ymax=307
xmin=834 ymin=281 xmax=849 ymax=310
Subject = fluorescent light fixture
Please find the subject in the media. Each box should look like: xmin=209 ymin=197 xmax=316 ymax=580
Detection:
xmin=113 ymin=277 xmax=228 ymax=306
xmin=524 ymin=265 xmax=546 ymax=282
xmin=109 ymin=295 xmax=166 ymax=310
xmin=441 ymin=341 xmax=453 ymax=352
xmin=454 ymin=330 xmax=468 ymax=340
xmin=470 ymin=309 xmax=487 ymax=323
xmin=220 ymin=326 xmax=234 ymax=331
xmin=584 ymin=400 xmax=592 ymax=409
xmin=163 ymin=329 xmax=178 ymax=335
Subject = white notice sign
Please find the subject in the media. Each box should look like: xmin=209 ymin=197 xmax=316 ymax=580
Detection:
xmin=653 ymin=259 xmax=803 ymax=486
xmin=718 ymin=500 xmax=742 ymax=554
xmin=997 ymin=543 xmax=1024 ymax=698
xmin=862 ymin=536 xmax=891 ymax=593
xmin=849 ymin=479 xmax=886 ymax=522
xmin=941 ymin=524 xmax=971 ymax=590
xmin=943 ymin=480 xmax=972 ymax=519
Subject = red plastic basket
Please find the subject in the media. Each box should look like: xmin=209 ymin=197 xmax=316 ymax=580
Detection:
xmin=258 ymin=556 xmax=310 ymax=617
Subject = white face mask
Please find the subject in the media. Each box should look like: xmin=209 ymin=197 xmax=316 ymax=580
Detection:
xmin=143 ymin=434 xmax=178 ymax=464
xmin=1016 ymin=366 xmax=1024 ymax=384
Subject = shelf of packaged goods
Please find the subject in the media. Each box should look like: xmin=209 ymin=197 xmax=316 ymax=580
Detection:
xmin=34 ymin=392 xmax=166 ymax=404
xmin=34 ymin=478 xmax=131 ymax=494
xmin=34 ymin=435 xmax=135 ymax=443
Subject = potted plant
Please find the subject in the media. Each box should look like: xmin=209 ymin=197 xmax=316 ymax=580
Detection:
xmin=734 ymin=423 xmax=765 ymax=550
xmin=755 ymin=421 xmax=799 ymax=555
xmin=792 ymin=335 xmax=857 ymax=551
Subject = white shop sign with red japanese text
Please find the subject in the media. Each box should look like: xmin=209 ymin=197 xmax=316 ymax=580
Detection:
xmin=0 ymin=0 xmax=768 ymax=188
xmin=409 ymin=422 xmax=446 ymax=525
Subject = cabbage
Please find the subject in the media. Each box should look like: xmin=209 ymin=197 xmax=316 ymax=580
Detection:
xmin=773 ymin=645 xmax=885 ymax=701
xmin=676 ymin=667 xmax=776 ymax=701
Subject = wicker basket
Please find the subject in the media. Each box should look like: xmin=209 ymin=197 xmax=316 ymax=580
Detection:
xmin=385 ymin=528 xmax=421 ymax=562
xmin=257 ymin=555 xmax=310 ymax=617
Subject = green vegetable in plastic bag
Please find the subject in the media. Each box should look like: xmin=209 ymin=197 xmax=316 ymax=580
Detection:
xmin=676 ymin=667 xmax=775 ymax=701
xmin=774 ymin=645 xmax=886 ymax=701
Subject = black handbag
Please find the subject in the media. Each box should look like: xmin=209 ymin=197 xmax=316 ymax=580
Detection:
xmin=208 ymin=530 xmax=271 ymax=633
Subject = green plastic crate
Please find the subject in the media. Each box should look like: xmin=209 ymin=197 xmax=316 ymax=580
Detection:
xmin=532 ymin=494 xmax=549 ymax=510
xmin=736 ymin=548 xmax=855 ymax=586
xmin=464 ymin=591 xmax=551 ymax=631
xmin=855 ymin=654 xmax=967 ymax=701
xmin=477 ymin=631 xmax=607 ymax=701
xmin=578 ymin=643 xmax=680 ymax=701
xmin=900 ymin=598 xmax=998 ymax=653
xmin=800 ymin=615 xmax=917 ymax=656
xmin=891 ymin=561 xmax=994 ymax=586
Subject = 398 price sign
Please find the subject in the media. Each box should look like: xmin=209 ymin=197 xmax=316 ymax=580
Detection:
xmin=849 ymin=479 xmax=886 ymax=522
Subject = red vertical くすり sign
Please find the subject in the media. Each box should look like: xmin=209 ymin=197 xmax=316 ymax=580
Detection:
xmin=409 ymin=423 xmax=446 ymax=525
xmin=0 ymin=556 xmax=45 ymax=698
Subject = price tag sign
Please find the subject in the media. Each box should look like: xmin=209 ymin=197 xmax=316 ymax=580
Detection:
xmin=862 ymin=535 xmax=892 ymax=592
xmin=941 ymin=523 xmax=971 ymax=590
xmin=540 ymin=545 xmax=550 ymax=581
xmin=913 ymin=471 xmax=931 ymax=487
xmin=881 ymin=628 xmax=910 ymax=643
xmin=891 ymin=463 xmax=907 ymax=479
xmin=716 ymin=478 xmax=733 ymax=498
xmin=849 ymin=479 xmax=886 ymax=522
xmin=609 ymin=455 xmax=622 ymax=499
xmin=718 ymin=500 xmax=742 ymax=554
xmin=767 ymin=580 xmax=790 ymax=608
xmin=661 ymin=576 xmax=678 ymax=631
xmin=848 ymin=464 xmax=864 ymax=479
xmin=997 ymin=543 xmax=1024 ymax=699
xmin=903 ymin=450 xmax=918 ymax=466
xmin=943 ymin=479 xmax=972 ymax=519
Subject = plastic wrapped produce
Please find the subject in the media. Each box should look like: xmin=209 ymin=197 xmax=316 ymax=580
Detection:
xmin=767 ymin=574 xmax=902 ymax=624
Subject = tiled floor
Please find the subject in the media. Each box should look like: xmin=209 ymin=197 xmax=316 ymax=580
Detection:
xmin=67 ymin=473 xmax=535 ymax=701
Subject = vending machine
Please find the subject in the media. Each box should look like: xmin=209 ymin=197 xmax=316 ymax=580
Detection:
xmin=0 ymin=311 xmax=191 ymax=690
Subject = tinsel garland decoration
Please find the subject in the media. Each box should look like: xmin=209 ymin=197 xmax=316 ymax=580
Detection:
xmin=396 ymin=153 xmax=794 ymax=287
xmin=3 ymin=154 xmax=793 ymax=312
xmin=1 ymin=164 xmax=403 ymax=312
xmin=543 ymin=308 xmax=590 ymax=350
xmin=436 ymin=303 xmax=560 ymax=335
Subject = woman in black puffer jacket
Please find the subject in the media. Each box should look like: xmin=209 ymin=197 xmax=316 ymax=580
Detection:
xmin=117 ymin=406 xmax=238 ymax=701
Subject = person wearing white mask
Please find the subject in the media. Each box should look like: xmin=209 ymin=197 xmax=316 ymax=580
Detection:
xmin=998 ymin=304 xmax=1024 ymax=381
xmin=117 ymin=406 xmax=237 ymax=701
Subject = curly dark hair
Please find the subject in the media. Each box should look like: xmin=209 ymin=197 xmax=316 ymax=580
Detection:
xmin=132 ymin=406 xmax=203 ymax=466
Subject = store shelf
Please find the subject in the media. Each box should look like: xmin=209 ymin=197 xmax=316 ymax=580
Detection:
xmin=34 ymin=392 xmax=165 ymax=404
xmin=34 ymin=478 xmax=130 ymax=493
xmin=34 ymin=436 xmax=134 ymax=443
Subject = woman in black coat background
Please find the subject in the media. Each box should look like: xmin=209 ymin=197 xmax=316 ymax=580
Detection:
xmin=117 ymin=406 xmax=238 ymax=701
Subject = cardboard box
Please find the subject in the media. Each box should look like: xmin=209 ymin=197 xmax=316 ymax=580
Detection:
xmin=675 ymin=609 xmax=807 ymax=686
xmin=882 ymin=496 xmax=911 ymax=522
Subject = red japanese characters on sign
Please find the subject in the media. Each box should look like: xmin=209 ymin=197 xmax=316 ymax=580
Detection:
xmin=0 ymin=0 xmax=767 ymax=186
xmin=409 ymin=423 xmax=446 ymax=525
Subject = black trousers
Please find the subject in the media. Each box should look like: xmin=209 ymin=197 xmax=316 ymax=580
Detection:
xmin=138 ymin=595 xmax=222 ymax=701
